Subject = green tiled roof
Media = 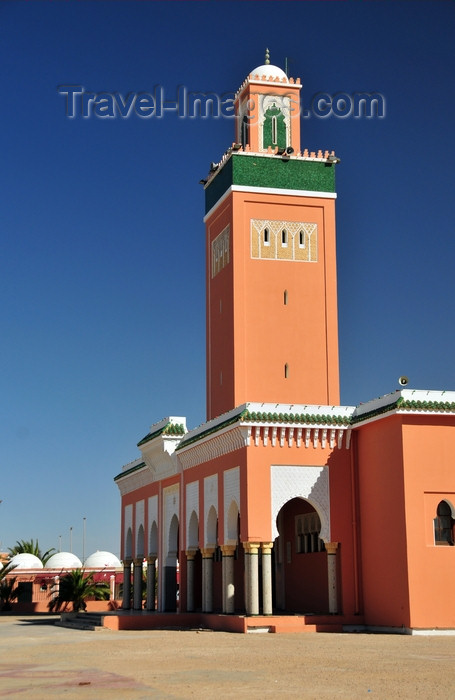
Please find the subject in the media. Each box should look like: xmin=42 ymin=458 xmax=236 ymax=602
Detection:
xmin=241 ymin=409 xmax=350 ymax=426
xmin=351 ymin=397 xmax=455 ymax=424
xmin=137 ymin=422 xmax=185 ymax=447
xmin=114 ymin=461 xmax=146 ymax=482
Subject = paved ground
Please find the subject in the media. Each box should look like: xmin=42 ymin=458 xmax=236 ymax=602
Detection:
xmin=1 ymin=615 xmax=455 ymax=698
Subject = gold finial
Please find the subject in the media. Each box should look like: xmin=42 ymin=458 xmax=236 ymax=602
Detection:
xmin=265 ymin=48 xmax=270 ymax=65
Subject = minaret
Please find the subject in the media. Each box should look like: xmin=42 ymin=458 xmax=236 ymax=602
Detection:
xmin=203 ymin=53 xmax=340 ymax=421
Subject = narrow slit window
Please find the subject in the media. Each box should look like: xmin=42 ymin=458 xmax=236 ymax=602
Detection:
xmin=284 ymin=289 xmax=288 ymax=305
xmin=284 ymin=363 xmax=289 ymax=379
xmin=272 ymin=116 xmax=277 ymax=144
xmin=282 ymin=229 xmax=287 ymax=246
xmin=264 ymin=228 xmax=270 ymax=245
xmin=299 ymin=230 xmax=305 ymax=247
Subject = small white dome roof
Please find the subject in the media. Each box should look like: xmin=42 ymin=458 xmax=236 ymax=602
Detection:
xmin=84 ymin=551 xmax=121 ymax=568
xmin=10 ymin=553 xmax=43 ymax=569
xmin=45 ymin=552 xmax=82 ymax=569
xmin=250 ymin=63 xmax=287 ymax=81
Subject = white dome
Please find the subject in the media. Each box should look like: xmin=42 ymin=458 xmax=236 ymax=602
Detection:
xmin=250 ymin=63 xmax=287 ymax=81
xmin=84 ymin=551 xmax=121 ymax=568
xmin=10 ymin=553 xmax=43 ymax=569
xmin=45 ymin=552 xmax=82 ymax=569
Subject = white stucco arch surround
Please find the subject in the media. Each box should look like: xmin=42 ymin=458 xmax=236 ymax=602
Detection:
xmin=271 ymin=465 xmax=331 ymax=543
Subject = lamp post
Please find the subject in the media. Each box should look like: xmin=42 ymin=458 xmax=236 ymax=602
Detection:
xmin=83 ymin=517 xmax=86 ymax=564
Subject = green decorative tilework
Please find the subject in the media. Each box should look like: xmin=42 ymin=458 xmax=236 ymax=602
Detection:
xmin=205 ymin=153 xmax=336 ymax=213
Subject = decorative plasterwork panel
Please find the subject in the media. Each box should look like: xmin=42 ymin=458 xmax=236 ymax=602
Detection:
xmin=271 ymin=465 xmax=330 ymax=543
xmin=135 ymin=500 xmax=145 ymax=555
xmin=148 ymin=495 xmax=158 ymax=529
xmin=251 ymin=219 xmax=317 ymax=262
xmin=186 ymin=480 xmax=199 ymax=549
xmin=224 ymin=467 xmax=240 ymax=546
xmin=211 ymin=225 xmax=230 ymax=278
xmin=148 ymin=495 xmax=158 ymax=555
xmin=177 ymin=426 xmax=248 ymax=470
xmin=163 ymin=484 xmax=179 ymax=559
xmin=204 ymin=474 xmax=218 ymax=547
xmin=246 ymin=424 xmax=350 ymax=449
xmin=124 ymin=504 xmax=133 ymax=557
xmin=116 ymin=466 xmax=153 ymax=496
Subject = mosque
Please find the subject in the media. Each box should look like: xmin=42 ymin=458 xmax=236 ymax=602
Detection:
xmin=114 ymin=54 xmax=455 ymax=633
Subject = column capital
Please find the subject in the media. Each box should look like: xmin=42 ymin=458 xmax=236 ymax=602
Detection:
xmin=325 ymin=541 xmax=339 ymax=555
xmin=243 ymin=542 xmax=260 ymax=555
xmin=147 ymin=555 xmax=157 ymax=565
xmin=201 ymin=547 xmax=215 ymax=558
xmin=186 ymin=549 xmax=197 ymax=560
xmin=133 ymin=557 xmax=143 ymax=566
xmin=123 ymin=558 xmax=133 ymax=567
xmin=220 ymin=544 xmax=236 ymax=556
xmin=261 ymin=542 xmax=274 ymax=555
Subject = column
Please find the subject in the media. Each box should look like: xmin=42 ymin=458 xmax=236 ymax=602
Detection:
xmin=261 ymin=542 xmax=273 ymax=615
xmin=326 ymin=542 xmax=339 ymax=614
xmin=201 ymin=548 xmax=214 ymax=613
xmin=133 ymin=558 xmax=143 ymax=610
xmin=243 ymin=542 xmax=260 ymax=615
xmin=186 ymin=550 xmax=196 ymax=612
xmin=146 ymin=556 xmax=157 ymax=611
xmin=122 ymin=559 xmax=132 ymax=610
xmin=221 ymin=545 xmax=236 ymax=614
xmin=109 ymin=574 xmax=115 ymax=601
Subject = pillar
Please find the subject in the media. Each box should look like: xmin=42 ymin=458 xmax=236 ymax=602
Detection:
xmin=221 ymin=545 xmax=236 ymax=614
xmin=201 ymin=548 xmax=214 ymax=613
xmin=133 ymin=558 xmax=143 ymax=610
xmin=326 ymin=542 xmax=339 ymax=614
xmin=186 ymin=550 xmax=196 ymax=612
xmin=244 ymin=542 xmax=260 ymax=615
xmin=261 ymin=542 xmax=273 ymax=615
xmin=122 ymin=559 xmax=132 ymax=610
xmin=109 ymin=574 xmax=115 ymax=601
xmin=146 ymin=556 xmax=157 ymax=611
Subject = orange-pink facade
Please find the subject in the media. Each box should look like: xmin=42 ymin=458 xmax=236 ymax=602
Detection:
xmin=115 ymin=59 xmax=455 ymax=632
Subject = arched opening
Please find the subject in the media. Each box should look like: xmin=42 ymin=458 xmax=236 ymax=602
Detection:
xmin=164 ymin=514 xmax=179 ymax=611
xmin=149 ymin=521 xmax=158 ymax=556
xmin=188 ymin=511 xmax=199 ymax=550
xmin=125 ymin=527 xmax=133 ymax=560
xmin=274 ymin=497 xmax=329 ymax=614
xmin=136 ymin=524 xmax=145 ymax=558
xmin=185 ymin=510 xmax=202 ymax=611
xmin=434 ymin=500 xmax=455 ymax=545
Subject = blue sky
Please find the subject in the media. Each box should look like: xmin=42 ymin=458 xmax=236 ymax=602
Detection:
xmin=1 ymin=1 xmax=454 ymax=559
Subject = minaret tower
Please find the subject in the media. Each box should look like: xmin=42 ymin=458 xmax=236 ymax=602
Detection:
xmin=203 ymin=52 xmax=340 ymax=421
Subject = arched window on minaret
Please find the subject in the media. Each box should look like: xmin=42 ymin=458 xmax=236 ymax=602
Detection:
xmin=241 ymin=115 xmax=249 ymax=149
xmin=263 ymin=105 xmax=286 ymax=149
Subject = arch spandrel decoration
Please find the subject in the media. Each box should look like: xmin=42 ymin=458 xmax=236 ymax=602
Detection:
xmin=271 ymin=465 xmax=330 ymax=542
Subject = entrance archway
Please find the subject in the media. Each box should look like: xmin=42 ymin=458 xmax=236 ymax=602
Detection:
xmin=275 ymin=497 xmax=329 ymax=613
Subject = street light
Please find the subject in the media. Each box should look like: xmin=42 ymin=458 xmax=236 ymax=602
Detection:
xmin=83 ymin=517 xmax=86 ymax=564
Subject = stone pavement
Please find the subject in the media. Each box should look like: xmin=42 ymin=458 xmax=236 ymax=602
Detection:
xmin=1 ymin=615 xmax=455 ymax=698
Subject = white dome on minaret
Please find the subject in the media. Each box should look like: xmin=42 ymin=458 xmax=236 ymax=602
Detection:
xmin=250 ymin=48 xmax=287 ymax=80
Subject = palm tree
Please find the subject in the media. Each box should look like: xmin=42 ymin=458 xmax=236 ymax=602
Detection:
xmin=48 ymin=569 xmax=110 ymax=613
xmin=0 ymin=563 xmax=18 ymax=611
xmin=8 ymin=539 xmax=56 ymax=565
